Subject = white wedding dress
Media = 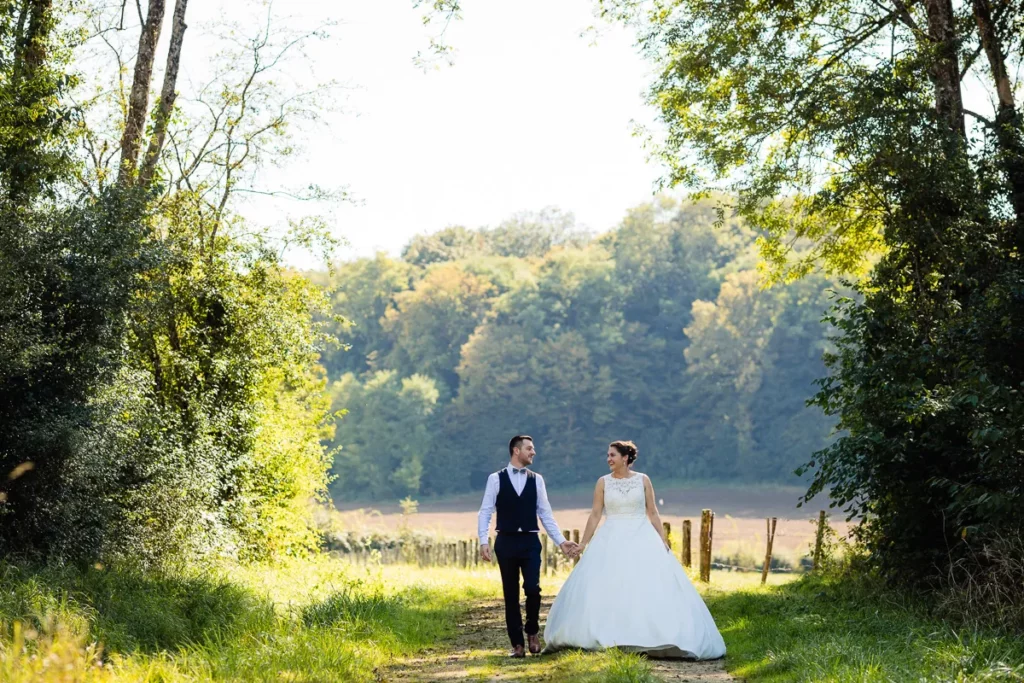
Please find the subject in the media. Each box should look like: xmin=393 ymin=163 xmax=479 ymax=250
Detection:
xmin=543 ymin=473 xmax=726 ymax=659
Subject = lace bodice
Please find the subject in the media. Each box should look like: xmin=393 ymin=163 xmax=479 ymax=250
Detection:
xmin=603 ymin=473 xmax=646 ymax=517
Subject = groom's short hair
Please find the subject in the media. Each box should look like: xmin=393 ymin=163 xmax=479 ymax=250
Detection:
xmin=509 ymin=434 xmax=532 ymax=456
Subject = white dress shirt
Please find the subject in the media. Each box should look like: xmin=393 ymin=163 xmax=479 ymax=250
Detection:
xmin=478 ymin=464 xmax=566 ymax=547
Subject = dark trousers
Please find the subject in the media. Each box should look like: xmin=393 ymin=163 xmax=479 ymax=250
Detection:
xmin=494 ymin=533 xmax=542 ymax=648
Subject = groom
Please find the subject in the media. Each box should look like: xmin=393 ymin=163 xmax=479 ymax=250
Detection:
xmin=478 ymin=435 xmax=578 ymax=658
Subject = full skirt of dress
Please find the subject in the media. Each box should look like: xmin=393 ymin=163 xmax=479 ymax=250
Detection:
xmin=542 ymin=515 xmax=726 ymax=660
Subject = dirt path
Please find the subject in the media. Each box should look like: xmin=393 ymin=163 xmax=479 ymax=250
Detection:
xmin=379 ymin=595 xmax=737 ymax=683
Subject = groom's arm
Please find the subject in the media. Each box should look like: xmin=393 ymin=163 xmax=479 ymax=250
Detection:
xmin=535 ymin=475 xmax=568 ymax=546
xmin=477 ymin=473 xmax=499 ymax=547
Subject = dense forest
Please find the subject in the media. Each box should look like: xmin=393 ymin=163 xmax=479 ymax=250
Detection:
xmin=316 ymin=201 xmax=843 ymax=501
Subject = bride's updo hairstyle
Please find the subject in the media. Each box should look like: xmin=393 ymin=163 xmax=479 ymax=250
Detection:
xmin=609 ymin=440 xmax=638 ymax=465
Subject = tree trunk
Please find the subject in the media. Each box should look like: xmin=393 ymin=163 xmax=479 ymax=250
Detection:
xmin=139 ymin=0 xmax=189 ymax=187
xmin=118 ymin=0 xmax=167 ymax=185
xmin=971 ymin=0 xmax=1024 ymax=237
xmin=923 ymin=0 xmax=966 ymax=138
xmin=5 ymin=0 xmax=54 ymax=201
xmin=20 ymin=0 xmax=53 ymax=72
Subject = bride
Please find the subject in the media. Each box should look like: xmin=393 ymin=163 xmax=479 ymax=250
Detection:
xmin=543 ymin=441 xmax=726 ymax=659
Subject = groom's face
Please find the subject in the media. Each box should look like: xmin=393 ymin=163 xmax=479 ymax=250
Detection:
xmin=514 ymin=440 xmax=536 ymax=466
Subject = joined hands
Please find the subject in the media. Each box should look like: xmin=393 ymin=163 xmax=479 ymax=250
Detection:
xmin=560 ymin=540 xmax=582 ymax=559
xmin=479 ymin=539 xmax=582 ymax=563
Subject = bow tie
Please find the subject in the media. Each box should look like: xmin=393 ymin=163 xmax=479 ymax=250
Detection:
xmin=511 ymin=467 xmax=527 ymax=475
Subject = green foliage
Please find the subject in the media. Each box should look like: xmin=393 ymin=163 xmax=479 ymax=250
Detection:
xmin=806 ymin=201 xmax=1024 ymax=581
xmin=382 ymin=262 xmax=497 ymax=393
xmin=401 ymin=207 xmax=591 ymax=265
xmin=0 ymin=2 xmax=335 ymax=566
xmin=321 ymin=198 xmax=843 ymax=498
xmin=87 ymin=192 xmax=335 ymax=566
xmin=329 ymin=371 xmax=441 ymax=500
xmin=685 ymin=272 xmax=836 ymax=480
xmin=317 ymin=253 xmax=415 ymax=377
xmin=0 ymin=0 xmax=76 ymax=201
xmin=0 ymin=0 xmax=156 ymax=558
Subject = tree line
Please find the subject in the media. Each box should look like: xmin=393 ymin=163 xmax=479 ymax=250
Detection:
xmin=317 ymin=201 xmax=843 ymax=500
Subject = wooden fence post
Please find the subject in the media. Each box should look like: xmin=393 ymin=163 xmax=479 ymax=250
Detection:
xmin=663 ymin=521 xmax=672 ymax=550
xmin=761 ymin=517 xmax=777 ymax=585
xmin=542 ymin=535 xmax=549 ymax=576
xmin=573 ymin=529 xmax=580 ymax=566
xmin=682 ymin=520 xmax=692 ymax=568
xmin=813 ymin=510 xmax=827 ymax=571
xmin=699 ymin=509 xmax=714 ymax=582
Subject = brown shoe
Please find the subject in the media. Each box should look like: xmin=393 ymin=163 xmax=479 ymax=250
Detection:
xmin=527 ymin=634 xmax=540 ymax=654
xmin=510 ymin=644 xmax=526 ymax=658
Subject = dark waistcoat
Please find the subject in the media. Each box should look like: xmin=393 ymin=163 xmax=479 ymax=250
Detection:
xmin=495 ymin=468 xmax=539 ymax=533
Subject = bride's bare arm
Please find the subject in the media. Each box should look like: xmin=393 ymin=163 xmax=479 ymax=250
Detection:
xmin=578 ymin=478 xmax=605 ymax=550
xmin=643 ymin=475 xmax=670 ymax=551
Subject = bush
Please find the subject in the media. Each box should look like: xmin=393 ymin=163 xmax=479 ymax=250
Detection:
xmin=939 ymin=532 xmax=1024 ymax=631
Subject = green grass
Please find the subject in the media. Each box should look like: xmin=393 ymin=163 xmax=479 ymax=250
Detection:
xmin=6 ymin=554 xmax=1022 ymax=683
xmin=457 ymin=648 xmax=658 ymax=682
xmin=0 ymin=557 xmax=496 ymax=682
xmin=0 ymin=558 xmax=660 ymax=682
xmin=706 ymin=572 xmax=1024 ymax=682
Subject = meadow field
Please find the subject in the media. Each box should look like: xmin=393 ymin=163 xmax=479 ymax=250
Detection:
xmin=334 ymin=483 xmax=848 ymax=568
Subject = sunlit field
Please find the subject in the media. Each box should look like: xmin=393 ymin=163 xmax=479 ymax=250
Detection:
xmin=334 ymin=483 xmax=849 ymax=571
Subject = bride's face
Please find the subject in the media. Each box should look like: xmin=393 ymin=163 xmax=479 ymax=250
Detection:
xmin=607 ymin=447 xmax=628 ymax=470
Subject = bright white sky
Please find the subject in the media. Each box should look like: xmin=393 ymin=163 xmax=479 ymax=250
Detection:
xmin=81 ymin=1 xmax=1004 ymax=270
xmin=181 ymin=0 xmax=662 ymax=267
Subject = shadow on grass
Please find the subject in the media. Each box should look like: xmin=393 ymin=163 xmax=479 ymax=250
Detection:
xmin=703 ymin=574 xmax=1024 ymax=683
xmin=0 ymin=561 xmax=264 ymax=653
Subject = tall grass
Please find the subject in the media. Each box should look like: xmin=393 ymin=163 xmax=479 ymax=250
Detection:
xmin=706 ymin=572 xmax=1024 ymax=682
xmin=0 ymin=557 xmax=494 ymax=682
xmin=0 ymin=557 xmax=662 ymax=682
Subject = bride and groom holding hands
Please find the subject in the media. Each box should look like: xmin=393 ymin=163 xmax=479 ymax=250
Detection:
xmin=477 ymin=435 xmax=727 ymax=659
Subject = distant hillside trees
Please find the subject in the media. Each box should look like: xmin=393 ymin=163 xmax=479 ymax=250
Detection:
xmin=321 ymin=200 xmax=842 ymax=500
